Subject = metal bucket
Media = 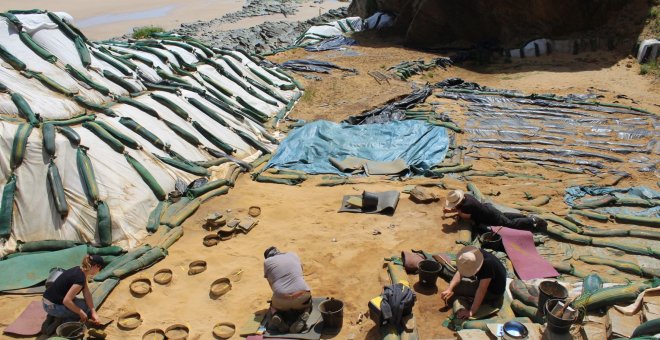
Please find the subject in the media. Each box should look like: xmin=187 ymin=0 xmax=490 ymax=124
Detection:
xmin=537 ymin=281 xmax=567 ymax=316
xmin=545 ymin=299 xmax=577 ymax=334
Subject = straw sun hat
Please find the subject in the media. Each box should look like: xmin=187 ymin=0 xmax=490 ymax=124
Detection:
xmin=445 ymin=190 xmax=465 ymax=209
xmin=456 ymin=245 xmax=484 ymax=277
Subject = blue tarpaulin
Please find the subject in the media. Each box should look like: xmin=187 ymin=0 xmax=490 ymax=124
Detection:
xmin=265 ymin=120 xmax=449 ymax=175
xmin=565 ymin=185 xmax=660 ymax=217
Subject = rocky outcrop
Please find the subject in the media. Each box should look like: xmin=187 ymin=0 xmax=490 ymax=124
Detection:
xmin=349 ymin=0 xmax=650 ymax=49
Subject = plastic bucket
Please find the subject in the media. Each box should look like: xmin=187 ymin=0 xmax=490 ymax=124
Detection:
xmin=56 ymin=322 xmax=86 ymax=339
xmin=537 ymin=281 xmax=568 ymax=316
xmin=319 ymin=299 xmax=343 ymax=331
xmin=479 ymin=232 xmax=503 ymax=251
xmin=418 ymin=260 xmax=441 ymax=287
xmin=545 ymin=299 xmax=576 ymax=334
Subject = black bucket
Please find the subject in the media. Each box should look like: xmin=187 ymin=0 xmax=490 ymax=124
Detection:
xmin=479 ymin=232 xmax=503 ymax=251
xmin=319 ymin=298 xmax=343 ymax=331
xmin=418 ymin=260 xmax=441 ymax=287
xmin=55 ymin=322 xmax=86 ymax=339
xmin=537 ymin=281 xmax=568 ymax=316
xmin=545 ymin=299 xmax=576 ymax=334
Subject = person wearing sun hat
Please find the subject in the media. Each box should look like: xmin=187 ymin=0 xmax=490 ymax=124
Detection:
xmin=444 ymin=190 xmax=547 ymax=232
xmin=439 ymin=245 xmax=507 ymax=319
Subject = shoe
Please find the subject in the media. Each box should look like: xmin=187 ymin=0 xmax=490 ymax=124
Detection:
xmin=40 ymin=315 xmax=62 ymax=336
xmin=532 ymin=216 xmax=548 ymax=230
xmin=268 ymin=314 xmax=289 ymax=333
xmin=289 ymin=311 xmax=309 ymax=333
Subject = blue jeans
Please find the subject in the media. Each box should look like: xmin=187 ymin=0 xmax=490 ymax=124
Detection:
xmin=42 ymin=298 xmax=90 ymax=321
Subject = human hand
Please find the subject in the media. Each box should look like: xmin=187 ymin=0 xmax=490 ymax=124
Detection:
xmin=456 ymin=309 xmax=472 ymax=320
xmin=78 ymin=310 xmax=88 ymax=323
xmin=439 ymin=289 xmax=454 ymax=303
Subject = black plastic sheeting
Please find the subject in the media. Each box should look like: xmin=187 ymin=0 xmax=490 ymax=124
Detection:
xmin=304 ymin=36 xmax=357 ymax=52
xmin=342 ymin=86 xmax=432 ymax=125
xmin=280 ymin=59 xmax=356 ymax=73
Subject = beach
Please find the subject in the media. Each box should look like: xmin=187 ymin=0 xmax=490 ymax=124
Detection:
xmin=0 ymin=0 xmax=346 ymax=39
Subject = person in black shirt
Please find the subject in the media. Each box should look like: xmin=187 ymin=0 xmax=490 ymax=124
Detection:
xmin=440 ymin=246 xmax=507 ymax=319
xmin=42 ymin=254 xmax=104 ymax=323
xmin=443 ymin=190 xmax=547 ymax=232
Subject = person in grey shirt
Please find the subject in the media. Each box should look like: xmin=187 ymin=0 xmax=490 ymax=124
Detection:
xmin=264 ymin=246 xmax=312 ymax=333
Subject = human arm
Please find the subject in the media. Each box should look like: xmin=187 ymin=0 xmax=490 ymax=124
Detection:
xmin=457 ymin=278 xmax=491 ymax=319
xmin=62 ymin=284 xmax=86 ymax=322
xmin=440 ymin=271 xmax=461 ymax=302
xmin=82 ymin=282 xmax=99 ymax=323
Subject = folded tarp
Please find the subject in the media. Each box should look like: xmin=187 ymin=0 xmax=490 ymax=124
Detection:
xmin=339 ymin=190 xmax=400 ymax=215
xmin=329 ymin=156 xmax=408 ymax=175
xmin=0 ymin=244 xmax=87 ymax=291
xmin=265 ymin=120 xmax=449 ymax=175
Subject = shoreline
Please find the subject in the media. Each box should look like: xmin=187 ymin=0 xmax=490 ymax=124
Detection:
xmin=0 ymin=0 xmax=346 ymax=40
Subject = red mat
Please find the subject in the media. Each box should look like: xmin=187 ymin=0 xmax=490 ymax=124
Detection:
xmin=493 ymin=227 xmax=559 ymax=280
xmin=3 ymin=301 xmax=47 ymax=336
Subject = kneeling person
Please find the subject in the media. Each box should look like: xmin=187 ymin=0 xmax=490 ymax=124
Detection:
xmin=264 ymin=247 xmax=312 ymax=333
xmin=440 ymin=246 xmax=506 ymax=319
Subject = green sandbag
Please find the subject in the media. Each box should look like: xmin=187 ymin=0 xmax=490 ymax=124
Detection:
xmin=93 ymin=120 xmax=139 ymax=149
xmin=56 ymin=126 xmax=80 ymax=146
xmin=102 ymin=70 xmax=141 ymax=94
xmin=248 ymin=66 xmax=276 ymax=86
xmin=73 ymin=96 xmax=116 ymax=117
xmin=161 ymin=198 xmax=201 ymax=227
xmin=66 ymin=65 xmax=110 ymax=95
xmin=18 ymin=31 xmax=57 ymax=63
xmin=161 ymin=40 xmax=194 ymax=52
xmin=156 ymin=156 xmax=209 ymax=176
xmin=426 ymin=164 xmax=473 ymax=177
xmin=90 ymin=277 xmax=119 ymax=308
xmin=42 ymin=123 xmax=56 ymax=157
xmin=203 ymin=93 xmax=244 ymax=120
xmin=143 ymin=82 xmax=180 ymax=93
xmin=629 ymin=229 xmax=660 ymax=240
xmin=235 ymin=130 xmax=270 ymax=154
xmin=119 ymin=117 xmax=165 ymax=150
xmin=0 ymin=43 xmax=26 ymax=71
xmin=187 ymin=179 xmax=228 ymax=197
xmin=525 ymin=195 xmax=550 ymax=207
xmin=228 ymin=165 xmax=242 ymax=186
xmin=82 ymin=121 xmax=125 ymax=153
xmin=96 ymin=201 xmax=112 ymax=247
xmin=573 ymin=280 xmax=655 ymax=311
xmin=632 ymin=318 xmax=660 ymax=338
xmin=462 ymin=317 xmax=531 ymax=331
xmin=590 ymin=238 xmax=653 ymax=257
xmin=578 ymin=255 xmax=643 ymax=276
xmin=254 ymin=173 xmax=305 ymax=185
xmin=163 ymin=120 xmax=201 ymax=146
xmin=11 ymin=93 xmax=39 ymax=126
xmin=111 ymin=246 xmax=166 ymax=278
xmin=94 ymin=245 xmax=151 ymax=281
xmin=133 ymin=45 xmax=169 ymax=62
xmin=47 ymin=161 xmax=69 ymax=216
xmin=235 ymin=97 xmax=269 ymax=122
xmin=571 ymin=209 xmax=610 ymax=222
xmin=195 ymin=157 xmax=230 ymax=168
xmin=47 ymin=12 xmax=91 ymax=67
xmin=541 ymin=214 xmax=582 ymax=233
xmin=156 ymin=67 xmax=191 ymax=85
xmin=10 ymin=123 xmax=32 ymax=170
xmin=616 ymin=197 xmax=655 ymax=207
xmin=614 ymin=214 xmax=660 ymax=227
xmin=146 ymin=201 xmax=169 ymax=233
xmin=191 ymin=121 xmax=235 ymax=154
xmin=25 ymin=71 xmax=76 ymax=96
xmin=509 ymin=280 xmax=539 ymax=307
xmin=168 ymin=50 xmax=197 ymax=71
xmin=187 ymin=97 xmax=229 ymax=127
xmin=87 ymin=245 xmax=124 ymax=256
xmin=545 ymin=225 xmax=591 ymax=244
xmin=124 ymin=154 xmax=166 ymax=200
xmin=77 ymin=147 xmax=99 ymax=205
xmin=19 ymin=240 xmax=77 ymax=252
xmin=246 ymin=86 xmax=278 ymax=106
xmin=49 ymin=114 xmax=95 ymax=127
xmin=466 ymin=182 xmax=485 ymax=202
xmin=581 ymin=227 xmax=628 ymax=237
xmin=150 ymin=94 xmax=189 ymax=120
xmin=117 ymin=96 xmax=159 ymax=118
xmin=250 ymin=154 xmax=271 ymax=168
xmin=92 ymin=49 xmax=131 ymax=75
xmin=219 ymin=56 xmax=244 ymax=77
xmin=510 ymin=300 xmax=544 ymax=323
xmin=573 ymin=195 xmax=617 ymax=209
xmin=156 ymin=226 xmax=183 ymax=249
xmin=582 ymin=273 xmax=603 ymax=296
xmin=198 ymin=186 xmax=229 ymax=202
xmin=186 ymin=40 xmax=214 ymax=57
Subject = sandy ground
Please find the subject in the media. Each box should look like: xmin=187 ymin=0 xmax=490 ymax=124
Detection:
xmin=0 ymin=0 xmax=346 ymax=40
xmin=0 ymin=32 xmax=659 ymax=340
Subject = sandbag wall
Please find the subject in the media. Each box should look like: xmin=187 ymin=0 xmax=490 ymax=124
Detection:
xmin=0 ymin=10 xmax=302 ymax=257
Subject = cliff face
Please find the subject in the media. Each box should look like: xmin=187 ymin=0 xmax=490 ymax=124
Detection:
xmin=349 ymin=0 xmax=650 ymax=48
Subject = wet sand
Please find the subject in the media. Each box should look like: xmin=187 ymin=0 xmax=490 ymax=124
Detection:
xmin=0 ymin=0 xmax=346 ymax=40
